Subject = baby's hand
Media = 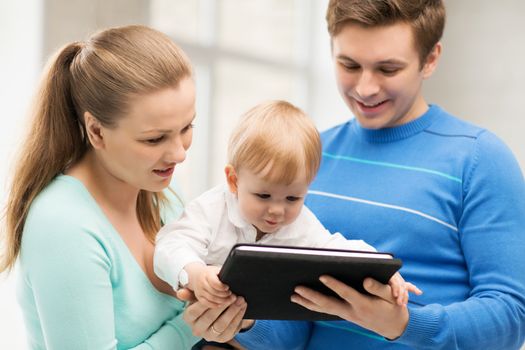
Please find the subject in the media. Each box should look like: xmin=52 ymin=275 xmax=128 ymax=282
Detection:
xmin=192 ymin=265 xmax=235 ymax=308
xmin=388 ymin=272 xmax=423 ymax=306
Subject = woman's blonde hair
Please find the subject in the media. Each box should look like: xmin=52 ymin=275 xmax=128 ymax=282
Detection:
xmin=1 ymin=25 xmax=192 ymax=273
xmin=227 ymin=100 xmax=321 ymax=185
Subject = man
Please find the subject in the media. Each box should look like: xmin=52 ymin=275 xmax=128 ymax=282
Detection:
xmin=185 ymin=1 xmax=525 ymax=349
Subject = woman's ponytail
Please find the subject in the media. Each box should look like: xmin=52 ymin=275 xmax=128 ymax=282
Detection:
xmin=1 ymin=42 xmax=87 ymax=273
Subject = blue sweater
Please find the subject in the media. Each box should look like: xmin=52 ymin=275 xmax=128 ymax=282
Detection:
xmin=236 ymin=105 xmax=525 ymax=349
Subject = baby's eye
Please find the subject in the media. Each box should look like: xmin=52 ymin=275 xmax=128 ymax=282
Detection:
xmin=286 ymin=196 xmax=301 ymax=202
xmin=181 ymin=123 xmax=194 ymax=134
xmin=255 ymin=193 xmax=271 ymax=199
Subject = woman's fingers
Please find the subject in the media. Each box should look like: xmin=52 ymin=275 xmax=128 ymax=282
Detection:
xmin=206 ymin=297 xmax=247 ymax=342
xmin=183 ymin=299 xmax=213 ymax=326
xmin=184 ymin=296 xmax=247 ymax=342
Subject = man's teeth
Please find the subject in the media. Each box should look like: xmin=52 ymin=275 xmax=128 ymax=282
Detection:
xmin=363 ymin=101 xmax=383 ymax=107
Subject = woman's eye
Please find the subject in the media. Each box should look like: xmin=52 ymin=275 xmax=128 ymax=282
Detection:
xmin=145 ymin=136 xmax=165 ymax=144
xmin=286 ymin=196 xmax=301 ymax=202
xmin=341 ymin=63 xmax=360 ymax=71
xmin=255 ymin=193 xmax=271 ymax=199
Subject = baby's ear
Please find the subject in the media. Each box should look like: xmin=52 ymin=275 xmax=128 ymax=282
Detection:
xmin=224 ymin=165 xmax=238 ymax=194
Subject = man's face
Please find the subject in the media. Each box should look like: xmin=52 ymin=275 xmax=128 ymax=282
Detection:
xmin=332 ymin=22 xmax=439 ymax=129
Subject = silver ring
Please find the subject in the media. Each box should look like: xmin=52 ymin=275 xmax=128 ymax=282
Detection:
xmin=211 ymin=324 xmax=222 ymax=335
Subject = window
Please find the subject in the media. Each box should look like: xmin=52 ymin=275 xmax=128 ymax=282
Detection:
xmin=151 ymin=0 xmax=348 ymax=199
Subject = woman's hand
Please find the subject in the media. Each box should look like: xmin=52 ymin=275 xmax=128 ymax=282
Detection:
xmin=291 ymin=276 xmax=409 ymax=340
xmin=179 ymin=289 xmax=248 ymax=343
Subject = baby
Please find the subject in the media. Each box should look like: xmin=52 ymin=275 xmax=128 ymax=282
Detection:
xmin=154 ymin=100 xmax=420 ymax=309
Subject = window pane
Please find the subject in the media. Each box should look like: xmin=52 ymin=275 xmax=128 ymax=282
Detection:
xmin=150 ymin=0 xmax=201 ymax=42
xmin=172 ymin=63 xmax=211 ymax=200
xmin=209 ymin=59 xmax=303 ymax=185
xmin=218 ymin=0 xmax=299 ymax=61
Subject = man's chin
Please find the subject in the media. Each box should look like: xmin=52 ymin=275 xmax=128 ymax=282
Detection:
xmin=356 ymin=117 xmax=387 ymax=130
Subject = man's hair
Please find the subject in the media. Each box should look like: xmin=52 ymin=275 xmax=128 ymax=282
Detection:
xmin=326 ymin=0 xmax=445 ymax=65
xmin=227 ymin=100 xmax=321 ymax=185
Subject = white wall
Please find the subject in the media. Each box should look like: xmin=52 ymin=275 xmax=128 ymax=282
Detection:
xmin=425 ymin=0 xmax=525 ymax=170
xmin=0 ymin=1 xmax=42 ymax=347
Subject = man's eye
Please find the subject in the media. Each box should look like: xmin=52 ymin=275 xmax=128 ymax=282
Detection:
xmin=379 ymin=67 xmax=399 ymax=75
xmin=286 ymin=196 xmax=301 ymax=202
xmin=255 ymin=193 xmax=271 ymax=199
xmin=145 ymin=136 xmax=164 ymax=144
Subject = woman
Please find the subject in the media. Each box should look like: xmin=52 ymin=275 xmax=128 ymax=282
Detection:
xmin=1 ymin=25 xmax=202 ymax=349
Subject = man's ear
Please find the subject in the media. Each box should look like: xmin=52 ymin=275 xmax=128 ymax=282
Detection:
xmin=84 ymin=111 xmax=105 ymax=149
xmin=422 ymin=42 xmax=442 ymax=79
xmin=224 ymin=164 xmax=238 ymax=194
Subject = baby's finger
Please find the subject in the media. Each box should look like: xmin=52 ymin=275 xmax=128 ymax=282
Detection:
xmin=396 ymin=285 xmax=407 ymax=306
xmin=402 ymin=289 xmax=409 ymax=306
xmin=406 ymin=282 xmax=423 ymax=295
xmin=205 ymin=282 xmax=232 ymax=298
xmin=209 ymin=275 xmax=231 ymax=292
xmin=202 ymin=288 xmax=236 ymax=306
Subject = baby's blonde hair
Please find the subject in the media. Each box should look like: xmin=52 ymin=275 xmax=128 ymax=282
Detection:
xmin=227 ymin=100 xmax=321 ymax=185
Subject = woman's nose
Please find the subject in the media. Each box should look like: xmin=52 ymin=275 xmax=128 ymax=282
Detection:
xmin=165 ymin=139 xmax=186 ymax=164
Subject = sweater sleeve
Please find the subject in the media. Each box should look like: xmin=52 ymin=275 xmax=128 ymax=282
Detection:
xmin=397 ymin=131 xmax=525 ymax=349
xmin=235 ymin=320 xmax=312 ymax=350
xmin=21 ymin=216 xmax=118 ymax=349
xmin=131 ymin=313 xmax=199 ymax=350
xmin=21 ymin=213 xmax=199 ymax=349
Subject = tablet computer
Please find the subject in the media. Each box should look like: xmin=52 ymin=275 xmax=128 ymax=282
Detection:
xmin=218 ymin=244 xmax=402 ymax=320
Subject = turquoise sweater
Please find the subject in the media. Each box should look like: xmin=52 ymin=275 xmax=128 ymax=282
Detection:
xmin=236 ymin=105 xmax=525 ymax=349
xmin=17 ymin=175 xmax=200 ymax=349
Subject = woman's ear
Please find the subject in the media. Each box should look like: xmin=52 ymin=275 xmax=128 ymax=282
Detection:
xmin=84 ymin=111 xmax=105 ymax=149
xmin=224 ymin=164 xmax=238 ymax=194
xmin=422 ymin=42 xmax=442 ymax=79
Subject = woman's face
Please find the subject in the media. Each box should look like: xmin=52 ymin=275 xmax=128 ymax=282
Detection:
xmin=97 ymin=77 xmax=196 ymax=192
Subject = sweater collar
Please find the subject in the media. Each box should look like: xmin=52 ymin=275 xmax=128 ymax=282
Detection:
xmin=353 ymin=104 xmax=440 ymax=143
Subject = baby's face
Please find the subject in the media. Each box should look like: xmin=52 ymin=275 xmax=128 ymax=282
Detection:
xmin=234 ymin=168 xmax=309 ymax=234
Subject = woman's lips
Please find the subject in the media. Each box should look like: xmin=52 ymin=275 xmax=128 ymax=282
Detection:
xmin=153 ymin=167 xmax=174 ymax=178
